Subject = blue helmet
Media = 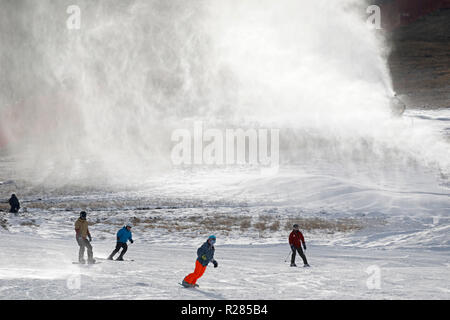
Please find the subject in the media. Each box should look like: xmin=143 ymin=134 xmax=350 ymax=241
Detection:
xmin=208 ymin=235 xmax=216 ymax=241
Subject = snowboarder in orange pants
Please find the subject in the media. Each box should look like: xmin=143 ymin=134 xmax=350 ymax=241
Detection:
xmin=182 ymin=235 xmax=218 ymax=288
xmin=183 ymin=260 xmax=207 ymax=287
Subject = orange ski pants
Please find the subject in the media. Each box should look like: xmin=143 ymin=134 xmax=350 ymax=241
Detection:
xmin=184 ymin=260 xmax=207 ymax=285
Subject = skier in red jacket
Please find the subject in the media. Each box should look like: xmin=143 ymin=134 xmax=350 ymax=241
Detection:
xmin=289 ymin=224 xmax=310 ymax=267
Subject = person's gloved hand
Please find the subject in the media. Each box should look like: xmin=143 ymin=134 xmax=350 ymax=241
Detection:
xmin=212 ymin=260 xmax=218 ymax=268
xmin=88 ymin=235 xmax=92 ymax=242
xmin=117 ymin=236 xmax=120 ymax=241
xmin=130 ymin=239 xmax=134 ymax=244
xmin=201 ymin=255 xmax=207 ymax=261
xmin=303 ymin=244 xmax=306 ymax=251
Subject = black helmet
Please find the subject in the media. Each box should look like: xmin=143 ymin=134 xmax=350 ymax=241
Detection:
xmin=293 ymin=224 xmax=299 ymax=229
xmin=80 ymin=211 xmax=87 ymax=219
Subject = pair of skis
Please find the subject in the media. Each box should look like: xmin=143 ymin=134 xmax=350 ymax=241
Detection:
xmin=285 ymin=251 xmax=311 ymax=267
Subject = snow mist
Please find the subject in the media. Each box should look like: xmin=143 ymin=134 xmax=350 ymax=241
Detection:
xmin=0 ymin=0 xmax=448 ymax=189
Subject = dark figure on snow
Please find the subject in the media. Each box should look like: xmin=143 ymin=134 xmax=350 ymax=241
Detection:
xmin=289 ymin=224 xmax=310 ymax=267
xmin=8 ymin=194 xmax=20 ymax=213
xmin=182 ymin=235 xmax=218 ymax=288
xmin=108 ymin=224 xmax=134 ymax=261
xmin=75 ymin=211 xmax=95 ymax=264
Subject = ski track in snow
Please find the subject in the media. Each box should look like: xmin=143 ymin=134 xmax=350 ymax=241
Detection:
xmin=0 ymin=234 xmax=448 ymax=300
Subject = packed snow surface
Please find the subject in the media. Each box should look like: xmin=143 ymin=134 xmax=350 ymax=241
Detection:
xmin=0 ymin=234 xmax=448 ymax=300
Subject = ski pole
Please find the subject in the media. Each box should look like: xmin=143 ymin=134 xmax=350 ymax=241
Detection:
xmin=284 ymin=250 xmax=292 ymax=262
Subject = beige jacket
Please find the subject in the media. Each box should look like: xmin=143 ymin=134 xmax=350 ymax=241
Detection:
xmin=75 ymin=218 xmax=90 ymax=239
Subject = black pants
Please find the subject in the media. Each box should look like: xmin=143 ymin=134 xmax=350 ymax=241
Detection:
xmin=77 ymin=237 xmax=94 ymax=262
xmin=109 ymin=242 xmax=128 ymax=259
xmin=291 ymin=246 xmax=308 ymax=265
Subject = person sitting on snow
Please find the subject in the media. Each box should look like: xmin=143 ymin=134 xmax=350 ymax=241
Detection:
xmin=8 ymin=194 xmax=20 ymax=213
xmin=108 ymin=224 xmax=134 ymax=261
xmin=182 ymin=235 xmax=218 ymax=288
xmin=289 ymin=224 xmax=310 ymax=267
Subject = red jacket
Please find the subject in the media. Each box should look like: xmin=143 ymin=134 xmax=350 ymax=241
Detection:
xmin=289 ymin=230 xmax=305 ymax=248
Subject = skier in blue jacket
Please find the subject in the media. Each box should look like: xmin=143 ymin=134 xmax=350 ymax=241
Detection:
xmin=107 ymin=224 xmax=134 ymax=261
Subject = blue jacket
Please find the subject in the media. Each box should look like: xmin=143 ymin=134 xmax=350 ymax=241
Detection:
xmin=117 ymin=227 xmax=133 ymax=243
xmin=196 ymin=241 xmax=215 ymax=266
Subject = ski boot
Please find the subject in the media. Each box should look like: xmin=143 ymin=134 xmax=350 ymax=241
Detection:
xmin=116 ymin=256 xmax=124 ymax=261
xmin=87 ymin=258 xmax=96 ymax=264
xmin=290 ymin=263 xmax=297 ymax=267
xmin=304 ymin=264 xmax=310 ymax=267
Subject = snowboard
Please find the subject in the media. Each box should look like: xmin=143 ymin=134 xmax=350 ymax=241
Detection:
xmin=179 ymin=282 xmax=199 ymax=288
xmin=95 ymin=257 xmax=134 ymax=262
